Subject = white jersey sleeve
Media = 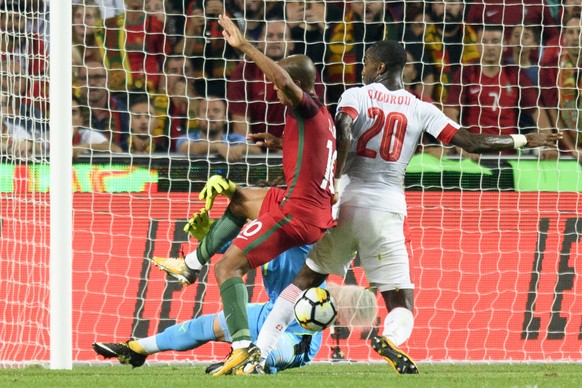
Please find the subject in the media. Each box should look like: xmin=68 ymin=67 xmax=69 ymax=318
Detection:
xmin=336 ymin=83 xmax=459 ymax=215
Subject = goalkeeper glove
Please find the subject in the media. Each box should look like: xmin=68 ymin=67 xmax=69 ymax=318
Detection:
xmin=184 ymin=209 xmax=216 ymax=241
xmin=199 ymin=175 xmax=237 ymax=210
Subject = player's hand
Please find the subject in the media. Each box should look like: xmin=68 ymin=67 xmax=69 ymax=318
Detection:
xmin=199 ymin=175 xmax=237 ymax=210
xmin=247 ymin=133 xmax=283 ymax=150
xmin=525 ymin=131 xmax=563 ymax=148
xmin=184 ymin=209 xmax=216 ymax=240
xmin=218 ymin=14 xmax=245 ymax=49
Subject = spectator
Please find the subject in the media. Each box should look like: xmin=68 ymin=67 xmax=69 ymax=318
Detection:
xmin=152 ymin=55 xmax=198 ymax=151
xmin=154 ymin=77 xmax=198 ymax=152
xmin=423 ymin=0 xmax=480 ymax=106
xmin=76 ymin=59 xmax=129 ymax=150
xmin=402 ymin=49 xmax=445 ymax=158
xmin=227 ymin=0 xmax=276 ymax=41
xmin=444 ymin=25 xmax=551 ymax=160
xmin=543 ymin=0 xmax=581 ymax=61
xmin=0 ymin=59 xmax=47 ymax=149
xmin=0 ymin=89 xmax=46 ymax=159
xmin=504 ymin=24 xmax=543 ymax=132
xmin=465 ymin=0 xmax=558 ymax=44
xmin=72 ymin=0 xmax=125 ymax=20
xmin=127 ymin=93 xmax=158 ymax=153
xmin=324 ymin=0 xmax=400 ymax=113
xmin=0 ymin=0 xmax=48 ymax=113
xmin=505 ymin=24 xmax=542 ymax=86
xmin=174 ymin=0 xmax=238 ymax=97
xmin=177 ymin=95 xmax=261 ymax=161
xmin=539 ymin=14 xmax=582 ymax=162
xmin=72 ymin=0 xmax=104 ymax=65
xmin=227 ymin=20 xmax=302 ymax=138
xmin=285 ymin=0 xmax=340 ymax=69
xmin=145 ymin=0 xmax=184 ymax=51
xmin=101 ymin=0 xmax=168 ymax=92
xmin=72 ymin=95 xmax=121 ymax=160
xmin=145 ymin=0 xmax=164 ymax=21
xmin=401 ymin=3 xmax=436 ymax=100
xmin=16 ymin=0 xmax=50 ymax=41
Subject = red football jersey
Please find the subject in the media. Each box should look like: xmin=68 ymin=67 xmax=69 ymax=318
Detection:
xmin=280 ymin=93 xmax=336 ymax=229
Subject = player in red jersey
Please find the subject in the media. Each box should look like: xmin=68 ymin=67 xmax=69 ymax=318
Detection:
xmin=150 ymin=14 xmax=345 ymax=376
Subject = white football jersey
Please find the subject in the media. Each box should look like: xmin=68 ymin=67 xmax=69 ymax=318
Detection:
xmin=336 ymin=83 xmax=459 ymax=215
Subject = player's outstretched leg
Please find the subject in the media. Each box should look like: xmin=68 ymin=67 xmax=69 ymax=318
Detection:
xmin=148 ymin=256 xmax=200 ymax=285
xmin=212 ymin=344 xmax=261 ymax=376
xmin=92 ymin=341 xmax=147 ymax=368
xmin=371 ymin=336 xmax=419 ymax=375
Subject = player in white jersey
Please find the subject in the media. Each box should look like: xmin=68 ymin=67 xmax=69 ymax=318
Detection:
xmin=245 ymin=40 xmax=562 ymax=376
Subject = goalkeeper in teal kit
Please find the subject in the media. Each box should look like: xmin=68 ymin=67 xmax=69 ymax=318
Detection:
xmin=93 ymin=212 xmax=376 ymax=373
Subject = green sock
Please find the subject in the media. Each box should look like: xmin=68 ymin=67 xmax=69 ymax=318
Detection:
xmin=220 ymin=277 xmax=251 ymax=342
xmin=196 ymin=208 xmax=246 ymax=265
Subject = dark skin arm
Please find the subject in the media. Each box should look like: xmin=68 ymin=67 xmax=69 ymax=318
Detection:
xmin=246 ymin=132 xmax=283 ymax=150
xmin=449 ymin=128 xmax=563 ymax=153
xmin=334 ymin=112 xmax=351 ymax=180
xmin=218 ymin=14 xmax=304 ymax=107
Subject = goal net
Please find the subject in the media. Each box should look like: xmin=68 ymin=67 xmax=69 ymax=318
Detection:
xmin=1 ymin=0 xmax=581 ymax=367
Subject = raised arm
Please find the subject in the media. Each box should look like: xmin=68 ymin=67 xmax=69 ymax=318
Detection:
xmin=217 ymin=14 xmax=304 ymax=107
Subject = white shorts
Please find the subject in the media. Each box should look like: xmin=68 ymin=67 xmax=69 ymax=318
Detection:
xmin=306 ymin=205 xmax=414 ymax=292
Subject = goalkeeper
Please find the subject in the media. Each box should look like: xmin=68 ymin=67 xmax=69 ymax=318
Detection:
xmin=93 ymin=212 xmax=376 ymax=373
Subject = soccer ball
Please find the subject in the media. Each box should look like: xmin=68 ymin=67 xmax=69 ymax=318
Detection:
xmin=294 ymin=287 xmax=337 ymax=331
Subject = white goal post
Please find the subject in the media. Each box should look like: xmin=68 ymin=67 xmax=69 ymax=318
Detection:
xmin=49 ymin=0 xmax=73 ymax=370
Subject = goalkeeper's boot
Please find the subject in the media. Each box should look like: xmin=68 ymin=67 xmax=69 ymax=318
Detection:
xmin=148 ymin=256 xmax=199 ymax=285
xmin=92 ymin=341 xmax=147 ymax=368
xmin=371 ymin=336 xmax=419 ymax=375
xmin=212 ymin=344 xmax=261 ymax=376
xmin=205 ymin=362 xmax=224 ymax=375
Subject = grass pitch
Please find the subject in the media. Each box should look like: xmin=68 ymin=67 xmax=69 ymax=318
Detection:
xmin=1 ymin=363 xmax=580 ymax=388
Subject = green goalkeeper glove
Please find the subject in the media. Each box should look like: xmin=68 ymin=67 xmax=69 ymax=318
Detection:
xmin=199 ymin=175 xmax=237 ymax=210
xmin=184 ymin=209 xmax=216 ymax=241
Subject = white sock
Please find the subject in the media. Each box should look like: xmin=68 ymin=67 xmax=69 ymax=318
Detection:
xmin=256 ymin=284 xmax=302 ymax=362
xmin=184 ymin=251 xmax=203 ymax=270
xmin=382 ymin=307 xmax=414 ymax=347
xmin=136 ymin=336 xmax=159 ymax=354
xmin=232 ymin=339 xmax=251 ymax=349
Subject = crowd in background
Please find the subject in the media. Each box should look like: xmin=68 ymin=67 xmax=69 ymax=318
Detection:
xmin=0 ymin=0 xmax=581 ymax=163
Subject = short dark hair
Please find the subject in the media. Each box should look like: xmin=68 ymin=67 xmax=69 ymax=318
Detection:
xmin=128 ymin=92 xmax=152 ymax=110
xmin=476 ymin=24 xmax=505 ymax=36
xmin=1 ymin=1 xmax=32 ymax=13
xmin=368 ymin=40 xmax=407 ymax=73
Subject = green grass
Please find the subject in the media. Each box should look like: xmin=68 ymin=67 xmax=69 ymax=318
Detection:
xmin=1 ymin=363 xmax=581 ymax=388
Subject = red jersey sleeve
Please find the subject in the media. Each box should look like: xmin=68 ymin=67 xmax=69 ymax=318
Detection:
xmin=294 ymin=93 xmax=321 ymax=120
